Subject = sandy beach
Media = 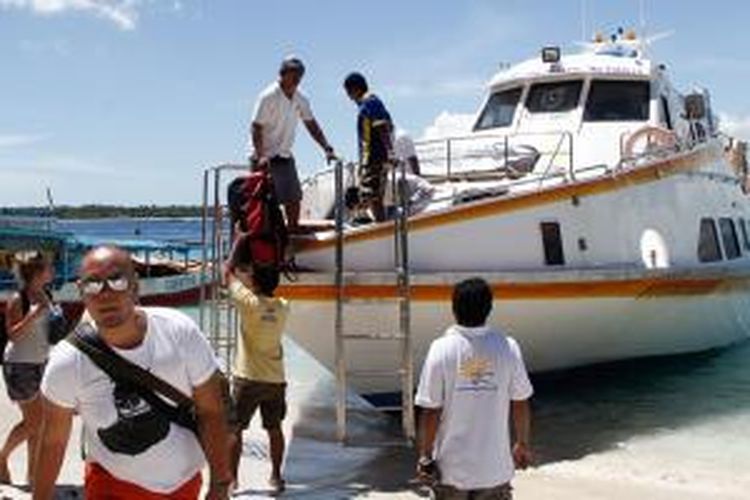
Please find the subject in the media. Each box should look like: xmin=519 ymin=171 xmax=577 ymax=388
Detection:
xmin=1 ymin=343 xmax=747 ymax=499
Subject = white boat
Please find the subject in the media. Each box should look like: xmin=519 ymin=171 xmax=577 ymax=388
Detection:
xmin=263 ymin=31 xmax=750 ymax=401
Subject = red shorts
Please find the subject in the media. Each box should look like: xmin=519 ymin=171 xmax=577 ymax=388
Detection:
xmin=85 ymin=462 xmax=202 ymax=499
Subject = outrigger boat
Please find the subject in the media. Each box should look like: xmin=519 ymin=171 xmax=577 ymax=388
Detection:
xmin=202 ymin=30 xmax=750 ymax=405
xmin=0 ymin=218 xmax=206 ymax=323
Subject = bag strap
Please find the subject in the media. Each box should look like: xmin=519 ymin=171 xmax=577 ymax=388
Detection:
xmin=20 ymin=290 xmax=30 ymax=316
xmin=67 ymin=323 xmax=198 ymax=433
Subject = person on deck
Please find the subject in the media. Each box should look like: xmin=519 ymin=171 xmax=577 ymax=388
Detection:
xmin=33 ymin=246 xmax=231 ymax=500
xmin=394 ymin=127 xmax=421 ymax=176
xmin=249 ymin=56 xmax=336 ymax=233
xmin=343 ymin=72 xmax=395 ymax=222
xmin=415 ymin=278 xmax=534 ymax=500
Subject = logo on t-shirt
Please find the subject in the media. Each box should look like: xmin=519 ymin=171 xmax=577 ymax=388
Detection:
xmin=457 ymin=355 xmax=498 ymax=392
xmin=97 ymin=381 xmax=171 ymax=455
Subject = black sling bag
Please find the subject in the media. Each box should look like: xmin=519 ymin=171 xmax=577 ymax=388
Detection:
xmin=66 ymin=323 xmax=199 ymax=435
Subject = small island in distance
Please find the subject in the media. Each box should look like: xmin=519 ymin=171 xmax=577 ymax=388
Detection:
xmin=0 ymin=205 xmax=203 ymax=219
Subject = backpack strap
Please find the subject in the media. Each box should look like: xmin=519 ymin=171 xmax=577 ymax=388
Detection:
xmin=66 ymin=323 xmax=198 ymax=434
xmin=20 ymin=290 xmax=30 ymax=316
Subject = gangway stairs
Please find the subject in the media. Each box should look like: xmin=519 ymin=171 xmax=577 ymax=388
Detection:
xmin=199 ymin=161 xmax=416 ymax=445
xmin=199 ymin=164 xmax=249 ymax=375
xmin=333 ymin=159 xmax=416 ymax=445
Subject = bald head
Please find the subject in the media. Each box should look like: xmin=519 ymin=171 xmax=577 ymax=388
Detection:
xmin=80 ymin=245 xmax=135 ymax=280
xmin=78 ymin=246 xmax=140 ymax=331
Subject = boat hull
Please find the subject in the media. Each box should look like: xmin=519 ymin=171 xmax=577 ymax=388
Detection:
xmin=280 ymin=268 xmax=750 ymax=397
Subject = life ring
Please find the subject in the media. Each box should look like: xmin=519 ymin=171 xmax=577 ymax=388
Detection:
xmin=623 ymin=126 xmax=678 ymax=158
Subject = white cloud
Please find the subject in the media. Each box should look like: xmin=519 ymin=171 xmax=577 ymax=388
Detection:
xmin=0 ymin=133 xmax=46 ymax=148
xmin=0 ymin=0 xmax=141 ymax=30
xmin=720 ymin=113 xmax=750 ymax=141
xmin=420 ymin=111 xmax=476 ymax=140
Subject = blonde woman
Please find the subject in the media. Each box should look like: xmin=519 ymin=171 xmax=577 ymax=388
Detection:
xmin=0 ymin=251 xmax=54 ymax=485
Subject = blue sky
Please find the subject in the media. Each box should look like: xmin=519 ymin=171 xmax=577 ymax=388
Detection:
xmin=1 ymin=0 xmax=749 ymax=206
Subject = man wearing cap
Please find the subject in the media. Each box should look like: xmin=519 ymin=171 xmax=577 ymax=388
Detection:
xmin=249 ymin=56 xmax=336 ymax=232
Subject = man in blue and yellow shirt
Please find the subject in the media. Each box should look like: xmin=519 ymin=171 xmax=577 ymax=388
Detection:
xmin=344 ymin=72 xmax=394 ymax=222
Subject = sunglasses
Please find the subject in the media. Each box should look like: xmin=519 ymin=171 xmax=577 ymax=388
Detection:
xmin=78 ymin=273 xmax=130 ymax=296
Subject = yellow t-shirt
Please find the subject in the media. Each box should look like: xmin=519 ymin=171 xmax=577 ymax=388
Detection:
xmin=229 ymin=280 xmax=289 ymax=383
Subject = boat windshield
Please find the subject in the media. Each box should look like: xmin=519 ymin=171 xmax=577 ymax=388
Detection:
xmin=525 ymin=80 xmax=582 ymax=113
xmin=474 ymin=87 xmax=522 ymax=130
xmin=584 ymin=80 xmax=650 ymax=121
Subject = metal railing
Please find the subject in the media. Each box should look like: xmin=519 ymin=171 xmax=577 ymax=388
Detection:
xmin=333 ymin=158 xmax=415 ymax=444
xmin=199 ymin=163 xmax=248 ymax=374
xmin=413 ymin=131 xmax=575 ymax=183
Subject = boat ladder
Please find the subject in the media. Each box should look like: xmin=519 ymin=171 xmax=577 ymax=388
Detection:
xmin=199 ymin=164 xmax=249 ymax=375
xmin=333 ymin=159 xmax=416 ymax=445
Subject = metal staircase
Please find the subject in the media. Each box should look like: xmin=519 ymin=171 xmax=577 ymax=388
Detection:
xmin=199 ymin=164 xmax=248 ymax=374
xmin=333 ymin=159 xmax=416 ymax=444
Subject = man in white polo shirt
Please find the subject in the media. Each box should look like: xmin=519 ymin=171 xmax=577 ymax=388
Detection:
xmin=415 ymin=278 xmax=533 ymax=500
xmin=249 ymin=56 xmax=336 ymax=232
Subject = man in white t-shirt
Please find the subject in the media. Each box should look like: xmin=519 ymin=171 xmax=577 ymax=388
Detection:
xmin=249 ymin=56 xmax=336 ymax=232
xmin=415 ymin=278 xmax=533 ymax=500
xmin=33 ymin=246 xmax=232 ymax=500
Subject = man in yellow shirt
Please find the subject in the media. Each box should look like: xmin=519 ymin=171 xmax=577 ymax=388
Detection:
xmin=227 ymin=264 xmax=289 ymax=493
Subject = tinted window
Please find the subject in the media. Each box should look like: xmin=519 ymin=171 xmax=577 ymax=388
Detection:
xmin=738 ymin=218 xmax=750 ymax=252
xmin=697 ymin=218 xmax=721 ymax=262
xmin=719 ymin=218 xmax=741 ymax=259
xmin=540 ymin=222 xmax=565 ymax=265
xmin=584 ymin=80 xmax=650 ymax=121
xmin=474 ymin=88 xmax=522 ymax=130
xmin=526 ymin=80 xmax=582 ymax=113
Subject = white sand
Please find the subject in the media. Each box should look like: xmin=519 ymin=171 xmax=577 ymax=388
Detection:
xmin=1 ymin=373 xmax=744 ymax=499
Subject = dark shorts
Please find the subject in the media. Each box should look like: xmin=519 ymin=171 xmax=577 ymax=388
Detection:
xmin=232 ymin=378 xmax=287 ymax=431
xmin=3 ymin=362 xmax=45 ymax=402
xmin=433 ymin=483 xmax=512 ymax=500
xmin=253 ymin=156 xmax=302 ymax=205
xmin=359 ymin=161 xmax=387 ymax=202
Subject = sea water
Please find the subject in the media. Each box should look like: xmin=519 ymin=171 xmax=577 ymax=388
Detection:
xmin=64 ymin=217 xmax=750 ymax=496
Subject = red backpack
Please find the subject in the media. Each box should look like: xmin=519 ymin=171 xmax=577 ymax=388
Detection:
xmin=227 ymin=172 xmax=289 ymax=271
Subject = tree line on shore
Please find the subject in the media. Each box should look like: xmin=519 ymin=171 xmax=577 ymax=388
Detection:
xmin=0 ymin=205 xmax=203 ymax=219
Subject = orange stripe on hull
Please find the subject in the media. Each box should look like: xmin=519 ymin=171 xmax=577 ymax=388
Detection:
xmin=277 ymin=276 xmax=730 ymax=301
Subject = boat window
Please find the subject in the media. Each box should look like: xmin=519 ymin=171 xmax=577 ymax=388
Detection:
xmin=719 ymin=218 xmax=741 ymax=260
xmin=697 ymin=218 xmax=722 ymax=262
xmin=584 ymin=80 xmax=650 ymax=122
xmin=474 ymin=87 xmax=523 ymax=130
xmin=540 ymin=222 xmax=565 ymax=265
xmin=739 ymin=218 xmax=750 ymax=252
xmin=525 ymin=80 xmax=582 ymax=113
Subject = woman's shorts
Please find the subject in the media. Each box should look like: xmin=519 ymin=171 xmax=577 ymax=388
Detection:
xmin=3 ymin=362 xmax=45 ymax=402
